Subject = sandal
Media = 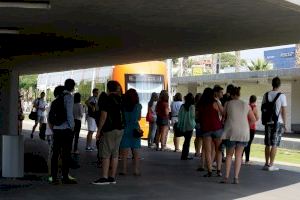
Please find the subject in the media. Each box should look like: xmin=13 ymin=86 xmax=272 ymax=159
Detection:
xmin=203 ymin=171 xmax=212 ymax=177
xmin=217 ymin=170 xmax=222 ymax=177
xmin=232 ymin=178 xmax=239 ymax=184
xmin=220 ymin=177 xmax=229 ymax=184
xmin=196 ymin=167 xmax=205 ymax=172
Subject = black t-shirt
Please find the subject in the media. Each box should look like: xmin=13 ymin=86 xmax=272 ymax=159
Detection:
xmin=101 ymin=93 xmax=124 ymax=132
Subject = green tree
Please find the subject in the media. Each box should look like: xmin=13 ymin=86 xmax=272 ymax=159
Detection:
xmin=248 ymin=59 xmax=271 ymax=71
xmin=220 ymin=52 xmax=247 ymax=69
xmin=19 ymin=75 xmax=37 ymax=90
xmin=19 ymin=74 xmax=38 ymax=101
xmin=77 ymin=81 xmax=92 ymax=104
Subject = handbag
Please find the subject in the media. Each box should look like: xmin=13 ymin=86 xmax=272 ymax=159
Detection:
xmin=133 ymin=128 xmax=144 ymax=138
xmin=173 ymin=122 xmax=184 ymax=137
xmin=146 ymin=108 xmax=154 ymax=123
xmin=29 ymin=111 xmax=37 ymax=121
xmin=29 ymin=98 xmax=39 ymax=121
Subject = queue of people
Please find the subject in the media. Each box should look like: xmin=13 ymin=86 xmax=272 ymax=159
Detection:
xmin=21 ymin=76 xmax=286 ymax=186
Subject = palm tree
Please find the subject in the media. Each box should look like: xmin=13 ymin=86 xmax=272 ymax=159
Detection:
xmin=248 ymin=59 xmax=271 ymax=71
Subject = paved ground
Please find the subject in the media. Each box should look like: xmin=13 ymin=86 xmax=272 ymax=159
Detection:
xmin=1 ymin=123 xmax=300 ymax=200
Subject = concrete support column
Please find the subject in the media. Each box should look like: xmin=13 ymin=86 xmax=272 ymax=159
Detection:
xmin=291 ymin=80 xmax=300 ymax=133
xmin=0 ymin=69 xmax=24 ymax=177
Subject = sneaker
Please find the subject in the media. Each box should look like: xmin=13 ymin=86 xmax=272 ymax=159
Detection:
xmin=51 ymin=179 xmax=60 ymax=185
xmin=85 ymin=147 xmax=93 ymax=152
xmin=107 ymin=177 xmax=116 ymax=184
xmin=262 ymin=165 xmax=269 ymax=170
xmin=62 ymin=178 xmax=77 ymax=184
xmin=92 ymin=178 xmax=109 ymax=185
xmin=268 ymin=165 xmax=279 ymax=171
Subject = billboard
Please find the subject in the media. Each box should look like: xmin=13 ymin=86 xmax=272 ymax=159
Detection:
xmin=264 ymin=47 xmax=296 ymax=69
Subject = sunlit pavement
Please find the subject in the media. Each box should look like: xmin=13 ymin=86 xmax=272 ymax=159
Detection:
xmin=1 ymin=121 xmax=300 ymax=200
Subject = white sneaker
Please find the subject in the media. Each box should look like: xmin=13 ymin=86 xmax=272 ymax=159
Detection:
xmin=268 ymin=165 xmax=279 ymax=171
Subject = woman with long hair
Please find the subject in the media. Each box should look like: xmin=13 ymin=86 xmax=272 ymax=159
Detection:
xmin=198 ymin=88 xmax=223 ymax=177
xmin=194 ymin=93 xmax=202 ymax=158
xmin=221 ymin=87 xmax=256 ymax=184
xmin=177 ymin=93 xmax=195 ymax=160
xmin=243 ymin=95 xmax=259 ymax=164
xmin=155 ymin=90 xmax=170 ymax=151
xmin=170 ymin=93 xmax=183 ymax=152
xmin=147 ymin=92 xmax=158 ymax=148
xmin=119 ymin=89 xmax=142 ymax=175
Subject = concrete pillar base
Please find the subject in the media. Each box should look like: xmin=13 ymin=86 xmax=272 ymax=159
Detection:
xmin=2 ymin=135 xmax=24 ymax=178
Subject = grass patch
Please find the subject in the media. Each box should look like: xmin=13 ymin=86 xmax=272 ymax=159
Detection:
xmin=166 ymin=135 xmax=300 ymax=165
xmin=250 ymin=144 xmax=300 ymax=165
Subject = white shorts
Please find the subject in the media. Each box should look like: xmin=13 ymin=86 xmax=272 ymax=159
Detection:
xmin=87 ymin=117 xmax=97 ymax=132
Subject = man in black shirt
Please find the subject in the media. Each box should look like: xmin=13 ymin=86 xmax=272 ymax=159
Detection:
xmin=220 ymin=84 xmax=234 ymax=106
xmin=93 ymin=81 xmax=124 ymax=185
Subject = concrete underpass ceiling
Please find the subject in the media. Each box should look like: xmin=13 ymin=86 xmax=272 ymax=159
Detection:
xmin=0 ymin=0 xmax=300 ymax=74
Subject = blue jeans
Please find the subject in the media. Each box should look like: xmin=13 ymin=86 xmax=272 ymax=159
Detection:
xmin=148 ymin=122 xmax=157 ymax=146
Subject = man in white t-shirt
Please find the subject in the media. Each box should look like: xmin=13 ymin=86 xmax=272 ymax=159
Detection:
xmin=31 ymin=92 xmax=47 ymax=138
xmin=262 ymin=77 xmax=287 ymax=171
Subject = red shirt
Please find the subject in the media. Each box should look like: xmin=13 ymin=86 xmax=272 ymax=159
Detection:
xmin=156 ymin=101 xmax=169 ymax=119
xmin=198 ymin=103 xmax=222 ymax=132
xmin=249 ymin=103 xmax=256 ymax=130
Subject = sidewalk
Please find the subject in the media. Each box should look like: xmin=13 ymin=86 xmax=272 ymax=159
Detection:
xmin=1 ymin=122 xmax=300 ymax=199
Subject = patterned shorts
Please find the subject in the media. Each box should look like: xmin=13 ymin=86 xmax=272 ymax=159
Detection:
xmin=264 ymin=123 xmax=284 ymax=147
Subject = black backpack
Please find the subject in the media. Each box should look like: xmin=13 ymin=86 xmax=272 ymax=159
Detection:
xmin=261 ymin=92 xmax=281 ymax=125
xmin=48 ymin=94 xmax=67 ymax=126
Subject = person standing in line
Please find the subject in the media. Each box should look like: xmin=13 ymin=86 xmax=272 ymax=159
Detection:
xmin=96 ymin=92 xmax=108 ymax=167
xmin=194 ymin=93 xmax=202 ymax=157
xmin=177 ymin=93 xmax=195 ymax=160
xmin=31 ymin=92 xmax=47 ymax=138
xmin=220 ymin=84 xmax=234 ymax=162
xmin=93 ymin=81 xmax=124 ymax=185
xmin=220 ymin=84 xmax=234 ymax=106
xmin=147 ymin=92 xmax=158 ymax=148
xmin=73 ymin=93 xmax=84 ymax=154
xmin=221 ymin=87 xmax=256 ymax=184
xmin=50 ymin=79 xmax=77 ymax=185
xmin=85 ymin=88 xmax=99 ymax=151
xmin=262 ymin=77 xmax=287 ymax=171
xmin=155 ymin=90 xmax=170 ymax=151
xmin=119 ymin=89 xmax=142 ymax=175
xmin=170 ymin=93 xmax=183 ymax=152
xmin=198 ymin=88 xmax=223 ymax=177
xmin=243 ymin=95 xmax=259 ymax=164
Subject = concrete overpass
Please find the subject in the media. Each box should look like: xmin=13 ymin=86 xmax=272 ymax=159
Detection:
xmin=1 ymin=0 xmax=300 ymax=177
xmin=0 ymin=0 xmax=300 ymax=73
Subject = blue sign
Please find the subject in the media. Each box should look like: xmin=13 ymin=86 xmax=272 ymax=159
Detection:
xmin=264 ymin=47 xmax=296 ymax=69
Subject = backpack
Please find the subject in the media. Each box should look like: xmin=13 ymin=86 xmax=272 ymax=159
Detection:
xmin=48 ymin=94 xmax=67 ymax=126
xmin=261 ymin=92 xmax=281 ymax=125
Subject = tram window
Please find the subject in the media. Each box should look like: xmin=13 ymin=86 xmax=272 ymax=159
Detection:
xmin=126 ymin=74 xmax=164 ymax=117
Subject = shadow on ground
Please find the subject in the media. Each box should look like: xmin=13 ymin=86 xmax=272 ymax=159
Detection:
xmin=1 ymin=129 xmax=300 ymax=200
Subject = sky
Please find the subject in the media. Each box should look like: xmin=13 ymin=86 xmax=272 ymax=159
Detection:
xmin=240 ymin=44 xmax=296 ymax=62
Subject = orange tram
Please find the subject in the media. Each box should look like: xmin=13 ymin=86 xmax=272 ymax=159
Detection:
xmin=112 ymin=61 xmax=168 ymax=138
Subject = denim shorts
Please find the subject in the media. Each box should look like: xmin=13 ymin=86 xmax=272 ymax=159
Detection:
xmin=203 ymin=129 xmax=223 ymax=139
xmin=195 ymin=123 xmax=203 ymax=137
xmin=264 ymin=123 xmax=284 ymax=147
xmin=156 ymin=116 xmax=169 ymax=126
xmin=224 ymin=140 xmax=248 ymax=149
